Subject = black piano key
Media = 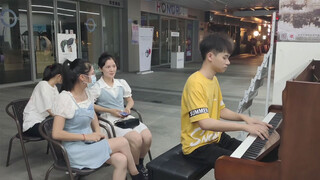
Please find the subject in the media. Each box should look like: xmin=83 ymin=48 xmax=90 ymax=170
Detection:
xmin=241 ymin=113 xmax=282 ymax=159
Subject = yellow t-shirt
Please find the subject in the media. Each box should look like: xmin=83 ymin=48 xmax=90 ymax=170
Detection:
xmin=181 ymin=71 xmax=225 ymax=155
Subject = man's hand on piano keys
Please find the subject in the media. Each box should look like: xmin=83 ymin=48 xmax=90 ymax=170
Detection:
xmin=244 ymin=117 xmax=273 ymax=129
xmin=245 ymin=123 xmax=270 ymax=140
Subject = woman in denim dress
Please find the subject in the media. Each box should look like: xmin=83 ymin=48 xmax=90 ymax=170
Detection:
xmin=52 ymin=59 xmax=143 ymax=180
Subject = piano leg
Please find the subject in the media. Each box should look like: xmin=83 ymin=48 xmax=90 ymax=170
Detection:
xmin=215 ymin=156 xmax=281 ymax=180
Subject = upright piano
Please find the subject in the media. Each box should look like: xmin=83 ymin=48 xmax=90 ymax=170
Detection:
xmin=215 ymin=60 xmax=320 ymax=180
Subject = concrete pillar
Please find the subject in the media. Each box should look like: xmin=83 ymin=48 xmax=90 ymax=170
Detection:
xmin=122 ymin=0 xmax=141 ymax=72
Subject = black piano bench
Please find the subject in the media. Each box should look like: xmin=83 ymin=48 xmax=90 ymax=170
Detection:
xmin=146 ymin=144 xmax=212 ymax=180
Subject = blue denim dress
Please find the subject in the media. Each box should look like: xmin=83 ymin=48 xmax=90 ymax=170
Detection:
xmin=62 ymin=98 xmax=112 ymax=169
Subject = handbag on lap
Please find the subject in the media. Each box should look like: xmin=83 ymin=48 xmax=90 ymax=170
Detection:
xmin=114 ymin=118 xmax=140 ymax=129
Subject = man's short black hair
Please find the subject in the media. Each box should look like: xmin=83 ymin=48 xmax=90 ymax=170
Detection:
xmin=200 ymin=33 xmax=234 ymax=61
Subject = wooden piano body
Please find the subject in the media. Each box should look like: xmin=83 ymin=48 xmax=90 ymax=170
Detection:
xmin=215 ymin=60 xmax=320 ymax=180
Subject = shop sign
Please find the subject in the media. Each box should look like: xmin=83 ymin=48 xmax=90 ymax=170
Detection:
xmin=171 ymin=31 xmax=179 ymax=37
xmin=108 ymin=0 xmax=121 ymax=7
xmin=156 ymin=1 xmax=188 ymax=17
xmin=85 ymin=18 xmax=96 ymax=32
xmin=0 ymin=9 xmax=18 ymax=28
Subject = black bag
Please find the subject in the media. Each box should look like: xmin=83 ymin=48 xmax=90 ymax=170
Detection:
xmin=114 ymin=118 xmax=140 ymax=129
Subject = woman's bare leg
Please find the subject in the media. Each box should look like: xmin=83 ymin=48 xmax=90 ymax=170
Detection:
xmin=106 ymin=152 xmax=127 ymax=180
xmin=124 ymin=131 xmax=142 ymax=164
xmin=140 ymin=129 xmax=152 ymax=159
xmin=107 ymin=137 xmax=139 ymax=175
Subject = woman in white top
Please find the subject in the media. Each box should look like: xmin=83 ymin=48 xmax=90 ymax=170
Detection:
xmin=89 ymin=52 xmax=152 ymax=178
xmin=23 ymin=63 xmax=62 ymax=137
xmin=52 ymin=59 xmax=144 ymax=180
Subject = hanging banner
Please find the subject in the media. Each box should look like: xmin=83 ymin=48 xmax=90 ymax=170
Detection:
xmin=57 ymin=33 xmax=77 ymax=63
xmin=138 ymin=27 xmax=154 ymax=72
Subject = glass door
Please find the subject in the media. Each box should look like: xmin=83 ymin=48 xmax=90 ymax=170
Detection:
xmin=31 ymin=0 xmax=79 ymax=79
xmin=149 ymin=14 xmax=160 ymax=66
xmin=102 ymin=6 xmax=121 ymax=69
xmin=0 ymin=0 xmax=32 ymax=84
xmin=80 ymin=1 xmax=101 ymax=65
xmin=178 ymin=19 xmax=186 ymax=56
xmin=186 ymin=20 xmax=193 ymax=61
xmin=160 ymin=18 xmax=169 ymax=64
xmin=160 ymin=18 xmax=177 ymax=65
xmin=31 ymin=0 xmax=55 ymax=78
xmin=170 ymin=19 xmax=178 ymax=53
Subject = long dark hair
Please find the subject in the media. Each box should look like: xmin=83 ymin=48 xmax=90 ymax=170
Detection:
xmin=43 ymin=63 xmax=62 ymax=81
xmin=61 ymin=59 xmax=92 ymax=91
xmin=98 ymin=52 xmax=118 ymax=68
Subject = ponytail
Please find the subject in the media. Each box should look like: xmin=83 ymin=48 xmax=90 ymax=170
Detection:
xmin=61 ymin=59 xmax=92 ymax=91
xmin=43 ymin=63 xmax=62 ymax=81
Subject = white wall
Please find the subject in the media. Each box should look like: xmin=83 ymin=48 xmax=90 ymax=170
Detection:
xmin=272 ymin=42 xmax=320 ymax=104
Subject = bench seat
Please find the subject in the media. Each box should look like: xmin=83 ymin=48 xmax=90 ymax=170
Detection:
xmin=146 ymin=144 xmax=212 ymax=180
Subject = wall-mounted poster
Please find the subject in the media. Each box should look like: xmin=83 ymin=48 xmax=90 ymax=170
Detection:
xmin=132 ymin=23 xmax=139 ymax=45
xmin=57 ymin=33 xmax=77 ymax=63
xmin=278 ymin=0 xmax=320 ymax=42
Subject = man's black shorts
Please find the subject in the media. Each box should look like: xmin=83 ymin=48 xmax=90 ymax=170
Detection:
xmin=184 ymin=132 xmax=242 ymax=168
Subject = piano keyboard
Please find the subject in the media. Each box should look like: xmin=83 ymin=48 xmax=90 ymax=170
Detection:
xmin=231 ymin=112 xmax=282 ymax=160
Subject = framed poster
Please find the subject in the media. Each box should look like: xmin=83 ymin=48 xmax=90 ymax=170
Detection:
xmin=278 ymin=0 xmax=320 ymax=42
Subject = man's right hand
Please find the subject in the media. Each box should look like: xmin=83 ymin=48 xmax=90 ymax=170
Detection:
xmin=245 ymin=123 xmax=270 ymax=140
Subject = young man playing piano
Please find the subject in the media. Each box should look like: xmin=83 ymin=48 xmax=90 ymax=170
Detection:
xmin=180 ymin=33 xmax=272 ymax=168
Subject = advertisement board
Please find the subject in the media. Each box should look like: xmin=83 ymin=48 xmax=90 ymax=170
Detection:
xmin=138 ymin=27 xmax=154 ymax=72
xmin=57 ymin=33 xmax=77 ymax=63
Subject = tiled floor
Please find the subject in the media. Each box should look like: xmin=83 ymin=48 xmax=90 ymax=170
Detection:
xmin=0 ymin=54 xmax=272 ymax=180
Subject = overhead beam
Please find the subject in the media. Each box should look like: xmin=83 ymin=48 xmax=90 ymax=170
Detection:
xmin=233 ymin=10 xmax=276 ymax=17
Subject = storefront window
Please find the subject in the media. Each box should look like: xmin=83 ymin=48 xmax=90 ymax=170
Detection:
xmin=80 ymin=2 xmax=101 ymax=67
xmin=0 ymin=0 xmax=31 ymax=84
xmin=102 ymin=6 xmax=120 ymax=69
xmin=31 ymin=0 xmax=55 ymax=78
